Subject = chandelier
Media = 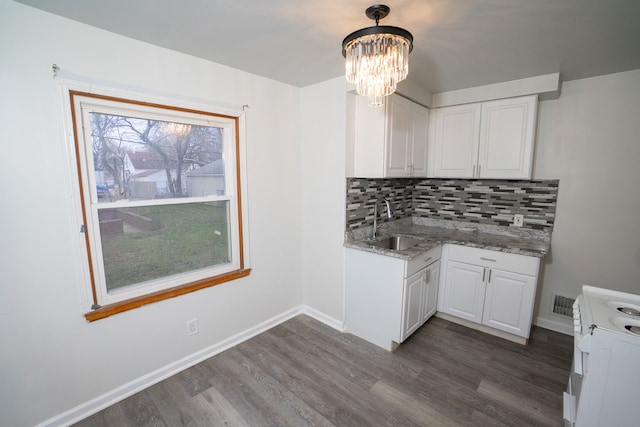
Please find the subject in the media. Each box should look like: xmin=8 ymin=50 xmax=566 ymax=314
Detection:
xmin=342 ymin=4 xmax=413 ymax=107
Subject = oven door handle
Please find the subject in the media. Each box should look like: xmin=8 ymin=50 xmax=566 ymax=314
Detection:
xmin=578 ymin=334 xmax=592 ymax=353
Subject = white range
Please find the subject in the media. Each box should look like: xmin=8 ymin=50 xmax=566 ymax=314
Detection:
xmin=565 ymin=285 xmax=640 ymax=426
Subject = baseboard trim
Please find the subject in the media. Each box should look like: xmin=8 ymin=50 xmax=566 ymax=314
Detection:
xmin=37 ymin=305 xmax=344 ymax=427
xmin=301 ymin=305 xmax=345 ymax=331
xmin=534 ymin=316 xmax=573 ymax=336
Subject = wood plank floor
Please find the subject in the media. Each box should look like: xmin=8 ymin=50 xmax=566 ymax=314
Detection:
xmin=74 ymin=315 xmax=573 ymax=427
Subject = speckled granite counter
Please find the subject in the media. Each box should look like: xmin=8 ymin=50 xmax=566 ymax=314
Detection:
xmin=344 ymin=217 xmax=550 ymax=260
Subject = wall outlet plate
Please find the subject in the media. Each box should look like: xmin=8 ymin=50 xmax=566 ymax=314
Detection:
xmin=187 ymin=319 xmax=199 ymax=336
xmin=513 ymin=214 xmax=524 ymax=227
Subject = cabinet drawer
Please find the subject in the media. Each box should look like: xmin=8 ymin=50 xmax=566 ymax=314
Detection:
xmin=446 ymin=244 xmax=539 ymax=276
xmin=406 ymin=245 xmax=441 ymax=277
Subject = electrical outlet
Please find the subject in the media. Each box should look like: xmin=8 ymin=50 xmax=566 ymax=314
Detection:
xmin=513 ymin=214 xmax=524 ymax=227
xmin=187 ymin=319 xmax=199 ymax=336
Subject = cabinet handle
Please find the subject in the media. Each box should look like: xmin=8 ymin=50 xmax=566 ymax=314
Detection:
xmin=478 ymin=164 xmax=481 ymax=177
xmin=426 ymin=269 xmax=431 ymax=282
xmin=423 ymin=256 xmax=433 ymax=263
xmin=488 ymin=269 xmax=492 ymax=283
xmin=480 ymin=257 xmax=497 ymax=262
xmin=482 ymin=268 xmax=486 ymax=281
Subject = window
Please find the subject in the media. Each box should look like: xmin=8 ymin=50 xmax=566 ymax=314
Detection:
xmin=68 ymin=90 xmax=250 ymax=321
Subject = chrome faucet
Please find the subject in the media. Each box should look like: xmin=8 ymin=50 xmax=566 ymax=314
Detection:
xmin=372 ymin=198 xmax=392 ymax=240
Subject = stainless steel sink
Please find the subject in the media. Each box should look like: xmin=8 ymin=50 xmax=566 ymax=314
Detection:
xmin=370 ymin=235 xmax=421 ymax=251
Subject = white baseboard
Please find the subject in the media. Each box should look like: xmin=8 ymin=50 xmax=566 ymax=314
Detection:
xmin=534 ymin=316 xmax=573 ymax=336
xmin=37 ymin=307 xmax=307 ymax=427
xmin=37 ymin=305 xmax=343 ymax=427
xmin=301 ymin=305 xmax=345 ymax=332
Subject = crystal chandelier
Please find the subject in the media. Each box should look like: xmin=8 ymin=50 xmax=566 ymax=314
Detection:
xmin=342 ymin=4 xmax=413 ymax=107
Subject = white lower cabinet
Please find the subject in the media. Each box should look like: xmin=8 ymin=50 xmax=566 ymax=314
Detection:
xmin=422 ymin=261 xmax=439 ymax=322
xmin=440 ymin=260 xmax=486 ymax=323
xmin=482 ymin=268 xmax=537 ymax=336
xmin=346 ymin=247 xmax=441 ymax=351
xmin=401 ymin=260 xmax=440 ymax=341
xmin=438 ymin=244 xmax=540 ymax=340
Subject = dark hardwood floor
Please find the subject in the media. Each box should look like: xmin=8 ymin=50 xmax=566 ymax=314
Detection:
xmin=74 ymin=315 xmax=573 ymax=426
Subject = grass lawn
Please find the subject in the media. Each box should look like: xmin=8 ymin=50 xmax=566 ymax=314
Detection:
xmin=100 ymin=203 xmax=229 ymax=290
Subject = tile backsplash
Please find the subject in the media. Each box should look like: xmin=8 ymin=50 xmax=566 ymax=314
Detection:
xmin=346 ymin=178 xmax=413 ymax=230
xmin=346 ymin=178 xmax=558 ymax=231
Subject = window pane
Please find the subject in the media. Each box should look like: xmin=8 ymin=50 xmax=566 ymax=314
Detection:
xmin=98 ymin=202 xmax=230 ymax=291
xmin=90 ymin=113 xmax=225 ymax=202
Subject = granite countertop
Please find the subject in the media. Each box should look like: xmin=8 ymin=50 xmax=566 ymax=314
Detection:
xmin=344 ymin=217 xmax=551 ymax=260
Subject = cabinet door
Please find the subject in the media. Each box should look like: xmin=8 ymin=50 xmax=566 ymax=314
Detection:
xmin=401 ymin=269 xmax=425 ymax=342
xmin=431 ymin=103 xmax=481 ymax=178
xmin=440 ymin=260 xmax=486 ymax=323
xmin=478 ymin=95 xmax=537 ymax=179
xmin=385 ymin=95 xmax=411 ymax=177
xmin=422 ymin=261 xmax=440 ymax=322
xmin=346 ymin=92 xmax=387 ymax=177
xmin=410 ymin=103 xmax=429 ymax=177
xmin=482 ymin=268 xmax=536 ymax=337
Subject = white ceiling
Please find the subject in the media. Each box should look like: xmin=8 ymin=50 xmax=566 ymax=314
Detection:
xmin=15 ymin=0 xmax=640 ymax=94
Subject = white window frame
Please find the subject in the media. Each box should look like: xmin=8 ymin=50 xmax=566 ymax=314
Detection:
xmin=59 ymin=80 xmax=251 ymax=320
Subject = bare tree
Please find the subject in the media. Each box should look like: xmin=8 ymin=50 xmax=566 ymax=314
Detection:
xmin=90 ymin=114 xmax=129 ymax=199
xmin=123 ymin=119 xmax=223 ymax=197
xmin=90 ymin=113 xmax=224 ymax=199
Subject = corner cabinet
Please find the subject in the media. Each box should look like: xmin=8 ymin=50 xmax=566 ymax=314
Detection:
xmin=346 ymin=92 xmax=429 ymax=178
xmin=345 ymin=246 xmax=441 ymax=351
xmin=437 ymin=244 xmax=540 ymax=341
xmin=429 ymin=95 xmax=538 ymax=179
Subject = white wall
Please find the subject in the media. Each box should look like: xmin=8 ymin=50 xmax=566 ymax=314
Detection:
xmin=3 ymin=0 xmax=640 ymax=424
xmin=300 ymin=77 xmax=351 ymax=328
xmin=533 ymin=69 xmax=640 ymax=331
xmin=0 ymin=1 xmax=302 ymax=426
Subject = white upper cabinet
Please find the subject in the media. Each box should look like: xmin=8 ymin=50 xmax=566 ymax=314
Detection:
xmin=346 ymin=92 xmax=429 ymax=178
xmin=430 ymin=103 xmax=481 ymax=178
xmin=478 ymin=96 xmax=538 ymax=178
xmin=409 ymin=102 xmax=429 ymax=176
xmin=385 ymin=95 xmax=412 ymax=176
xmin=429 ymin=95 xmax=538 ymax=179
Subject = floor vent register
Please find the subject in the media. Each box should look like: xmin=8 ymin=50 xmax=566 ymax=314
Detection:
xmin=552 ymin=294 xmax=576 ymax=317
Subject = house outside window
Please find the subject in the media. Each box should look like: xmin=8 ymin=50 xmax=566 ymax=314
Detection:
xmin=65 ymin=88 xmax=250 ymax=321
